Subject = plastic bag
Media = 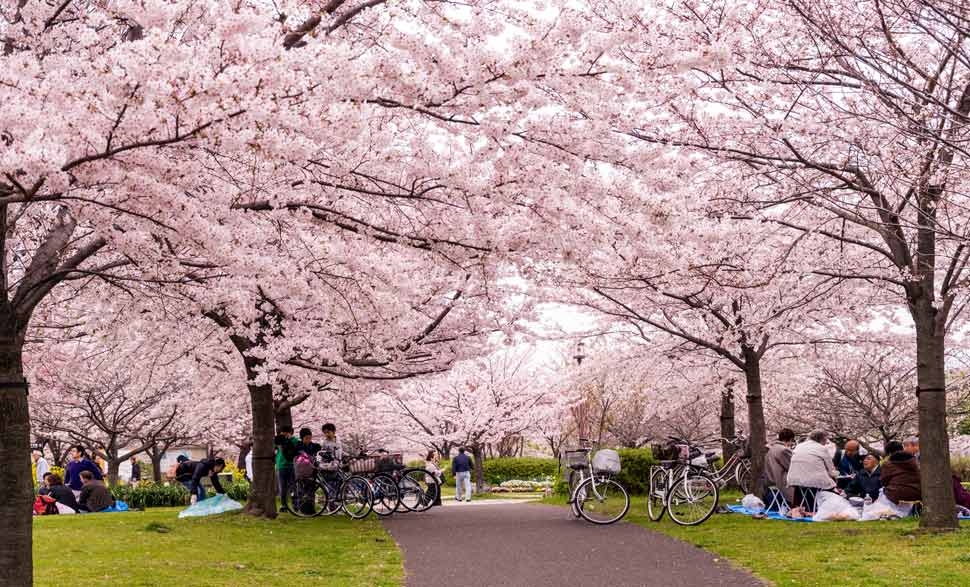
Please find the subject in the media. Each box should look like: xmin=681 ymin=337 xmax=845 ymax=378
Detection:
xmin=294 ymin=452 xmax=314 ymax=479
xmin=178 ymin=494 xmax=243 ymax=518
xmin=592 ymin=449 xmax=621 ymax=474
xmin=812 ymin=492 xmax=860 ymax=522
xmin=55 ymin=503 xmax=76 ymax=515
xmin=741 ymin=494 xmax=765 ymax=512
xmin=861 ymin=493 xmax=912 ymax=521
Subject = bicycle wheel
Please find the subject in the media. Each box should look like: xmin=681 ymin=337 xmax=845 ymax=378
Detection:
xmin=569 ymin=469 xmax=587 ymax=517
xmin=371 ymin=473 xmax=401 ymax=517
xmin=667 ymin=474 xmax=718 ymax=526
xmin=398 ymin=468 xmax=438 ymax=512
xmin=736 ymin=461 xmax=752 ymax=494
xmin=339 ymin=475 xmax=374 ymax=519
xmin=647 ymin=468 xmax=667 ymax=522
xmin=286 ymin=478 xmax=328 ymax=518
xmin=575 ymin=477 xmax=630 ymax=525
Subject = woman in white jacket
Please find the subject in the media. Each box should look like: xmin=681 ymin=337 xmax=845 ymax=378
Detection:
xmin=786 ymin=430 xmax=838 ymax=512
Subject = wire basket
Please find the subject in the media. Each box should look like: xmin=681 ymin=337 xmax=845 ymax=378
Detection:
xmin=348 ymin=456 xmax=379 ymax=474
xmin=377 ymin=453 xmax=404 ymax=472
xmin=563 ymin=449 xmax=590 ymax=470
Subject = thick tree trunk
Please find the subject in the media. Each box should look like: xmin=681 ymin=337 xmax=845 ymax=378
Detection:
xmin=275 ymin=404 xmax=293 ymax=431
xmin=720 ymin=383 xmax=736 ymax=461
xmin=914 ymin=311 xmax=957 ymax=530
xmin=471 ymin=443 xmax=485 ymax=493
xmin=0 ymin=327 xmax=32 ymax=587
xmin=742 ymin=348 xmax=767 ymax=496
xmin=107 ymin=460 xmax=120 ymax=487
xmin=245 ymin=379 xmax=278 ymax=518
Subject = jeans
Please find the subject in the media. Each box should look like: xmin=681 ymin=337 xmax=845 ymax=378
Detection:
xmin=278 ymin=467 xmax=295 ymax=502
xmin=183 ymin=481 xmax=206 ymax=502
xmin=455 ymin=471 xmax=472 ymax=500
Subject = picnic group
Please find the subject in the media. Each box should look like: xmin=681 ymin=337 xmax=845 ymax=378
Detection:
xmin=758 ymin=429 xmax=970 ymax=521
xmin=31 ymin=421 xmax=455 ymax=516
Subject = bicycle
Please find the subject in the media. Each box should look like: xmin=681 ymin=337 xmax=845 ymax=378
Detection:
xmin=563 ymin=443 xmax=630 ymax=525
xmin=647 ymin=456 xmax=719 ymax=526
xmin=285 ymin=456 xmax=375 ymax=519
xmin=662 ymin=436 xmax=752 ymax=494
xmin=357 ymin=449 xmax=442 ymax=514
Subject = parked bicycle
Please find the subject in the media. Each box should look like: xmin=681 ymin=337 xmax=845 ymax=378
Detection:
xmin=647 ymin=446 xmax=719 ymax=526
xmin=286 ymin=455 xmax=375 ymax=519
xmin=563 ymin=440 xmax=630 ymax=525
xmin=661 ymin=435 xmax=752 ymax=494
xmin=352 ymin=450 xmax=442 ymax=514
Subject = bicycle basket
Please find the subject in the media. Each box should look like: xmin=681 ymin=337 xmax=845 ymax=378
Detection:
xmin=348 ymin=456 xmax=379 ymax=474
xmin=377 ymin=453 xmax=404 ymax=472
xmin=563 ymin=450 xmax=589 ymax=470
xmin=592 ymin=449 xmax=621 ymax=475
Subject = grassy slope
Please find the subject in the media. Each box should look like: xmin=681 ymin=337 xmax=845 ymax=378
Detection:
xmin=543 ymin=495 xmax=970 ymax=587
xmin=34 ymin=508 xmax=402 ymax=587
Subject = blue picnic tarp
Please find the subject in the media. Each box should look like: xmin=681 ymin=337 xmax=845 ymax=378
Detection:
xmin=726 ymin=504 xmax=970 ymax=522
xmin=178 ymin=494 xmax=243 ymax=518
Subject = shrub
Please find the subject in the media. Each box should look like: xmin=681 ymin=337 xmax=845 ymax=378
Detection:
xmin=613 ymin=448 xmax=655 ymax=495
xmin=952 ymin=457 xmax=970 ymax=481
xmin=482 ymin=457 xmax=559 ymax=484
xmin=223 ymin=481 xmax=251 ymax=502
xmin=112 ymin=482 xmax=189 ymax=509
xmin=223 ymin=461 xmax=246 ymax=483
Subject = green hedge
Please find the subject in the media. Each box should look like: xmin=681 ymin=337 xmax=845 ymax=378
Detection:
xmin=110 ymin=481 xmax=251 ymax=508
xmin=483 ymin=457 xmax=558 ymax=484
xmin=111 ymin=482 xmax=189 ymax=508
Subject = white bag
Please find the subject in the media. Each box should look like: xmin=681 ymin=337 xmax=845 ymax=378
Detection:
xmin=812 ymin=492 xmax=861 ymax=522
xmin=55 ymin=503 xmax=76 ymax=515
xmin=741 ymin=494 xmax=765 ymax=512
xmin=861 ymin=492 xmax=912 ymax=521
xmin=592 ymin=449 xmax=621 ymax=474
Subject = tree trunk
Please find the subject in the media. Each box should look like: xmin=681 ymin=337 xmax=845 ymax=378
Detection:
xmin=107 ymin=460 xmax=120 ymax=487
xmin=150 ymin=453 xmax=163 ymax=483
xmin=742 ymin=348 xmax=767 ymax=496
xmin=0 ymin=326 xmax=32 ymax=587
xmin=245 ymin=379 xmax=278 ymax=518
xmin=720 ymin=382 xmax=736 ymax=461
xmin=913 ymin=308 xmax=957 ymax=530
xmin=275 ymin=403 xmax=293 ymax=431
xmin=237 ymin=440 xmax=252 ymax=472
xmin=471 ymin=443 xmax=485 ymax=493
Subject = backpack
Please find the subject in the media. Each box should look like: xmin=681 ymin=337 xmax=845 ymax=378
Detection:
xmin=33 ymin=495 xmax=59 ymax=516
xmin=294 ymin=452 xmax=314 ymax=479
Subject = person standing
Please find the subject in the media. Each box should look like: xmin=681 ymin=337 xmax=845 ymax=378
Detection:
xmin=64 ymin=445 xmax=104 ymax=500
xmin=452 ymin=447 xmax=473 ymax=502
xmin=274 ymin=425 xmax=300 ymax=504
xmin=32 ymin=450 xmax=50 ymax=490
xmin=129 ymin=457 xmax=141 ymax=487
xmin=244 ymin=449 xmax=254 ymax=483
xmin=425 ymin=450 xmax=443 ymax=506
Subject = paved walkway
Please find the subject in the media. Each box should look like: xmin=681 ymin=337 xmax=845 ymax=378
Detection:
xmin=382 ymin=501 xmax=763 ymax=587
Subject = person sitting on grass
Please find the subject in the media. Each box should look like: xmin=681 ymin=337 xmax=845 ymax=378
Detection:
xmin=78 ymin=470 xmax=115 ymax=513
xmin=764 ymin=428 xmax=796 ymax=508
xmin=189 ymin=457 xmax=227 ymax=504
xmin=44 ymin=473 xmax=79 ymax=511
xmin=903 ymin=436 xmax=920 ymax=462
xmin=846 ymin=452 xmax=881 ymax=501
xmin=832 ymin=439 xmax=865 ymax=490
xmin=880 ymin=441 xmax=920 ymax=506
xmin=786 ymin=430 xmax=838 ymax=514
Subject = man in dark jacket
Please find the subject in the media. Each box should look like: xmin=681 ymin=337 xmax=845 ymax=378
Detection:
xmin=64 ymin=445 xmax=104 ymax=498
xmin=846 ymin=453 xmax=881 ymax=500
xmin=881 ymin=441 xmax=921 ymax=504
xmin=452 ymin=447 xmax=474 ymax=502
xmin=129 ymin=457 xmax=141 ymax=487
xmin=78 ymin=470 xmax=115 ymax=512
xmin=833 ymin=439 xmax=864 ymax=489
xmin=189 ymin=457 xmax=226 ymax=503
xmin=174 ymin=455 xmax=196 ymax=493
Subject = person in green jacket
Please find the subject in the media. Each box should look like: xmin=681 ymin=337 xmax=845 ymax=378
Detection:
xmin=274 ymin=425 xmax=300 ymax=505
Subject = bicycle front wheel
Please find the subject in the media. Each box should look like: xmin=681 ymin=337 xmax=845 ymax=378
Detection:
xmin=736 ymin=462 xmax=752 ymax=494
xmin=286 ymin=478 xmax=328 ymax=518
xmin=667 ymin=474 xmax=718 ymax=526
xmin=340 ymin=475 xmax=374 ymax=519
xmin=647 ymin=468 xmax=666 ymax=522
xmin=398 ymin=468 xmax=439 ymax=512
xmin=371 ymin=473 xmax=401 ymax=517
xmin=575 ymin=477 xmax=630 ymax=525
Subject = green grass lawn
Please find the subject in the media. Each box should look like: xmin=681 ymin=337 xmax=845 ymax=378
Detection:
xmin=544 ymin=495 xmax=970 ymax=587
xmin=34 ymin=508 xmax=402 ymax=586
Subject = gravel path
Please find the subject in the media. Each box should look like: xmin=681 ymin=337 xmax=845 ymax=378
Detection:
xmin=382 ymin=501 xmax=764 ymax=587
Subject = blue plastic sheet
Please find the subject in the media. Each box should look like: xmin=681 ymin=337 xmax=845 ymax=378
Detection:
xmin=178 ymin=494 xmax=243 ymax=518
xmin=726 ymin=504 xmax=970 ymax=522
